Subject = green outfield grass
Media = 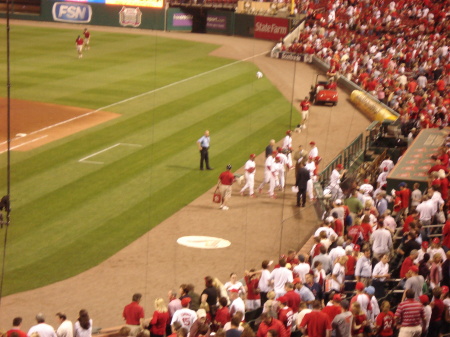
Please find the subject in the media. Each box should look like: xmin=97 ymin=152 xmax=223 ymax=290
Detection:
xmin=0 ymin=24 xmax=295 ymax=295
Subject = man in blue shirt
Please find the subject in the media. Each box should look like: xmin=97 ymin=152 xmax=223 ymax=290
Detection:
xmin=197 ymin=130 xmax=212 ymax=170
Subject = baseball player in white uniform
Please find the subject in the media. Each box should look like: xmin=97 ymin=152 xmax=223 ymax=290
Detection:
xmin=282 ymin=130 xmax=293 ymax=150
xmin=269 ymin=156 xmax=281 ymax=198
xmin=240 ymin=154 xmax=257 ymax=197
xmin=258 ymin=151 xmax=277 ymax=193
xmin=276 ymin=150 xmax=288 ymax=191
xmin=171 ymin=298 xmax=197 ymax=332
xmin=308 ymin=141 xmax=319 ymax=159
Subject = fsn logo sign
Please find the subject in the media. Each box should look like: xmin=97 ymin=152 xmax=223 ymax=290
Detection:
xmin=52 ymin=2 xmax=92 ymax=23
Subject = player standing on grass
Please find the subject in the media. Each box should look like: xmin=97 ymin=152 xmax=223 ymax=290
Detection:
xmin=75 ymin=35 xmax=84 ymax=59
xmin=83 ymin=28 xmax=91 ymax=50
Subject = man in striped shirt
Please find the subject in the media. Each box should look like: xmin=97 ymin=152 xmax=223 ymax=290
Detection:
xmin=395 ymin=289 xmax=425 ymax=337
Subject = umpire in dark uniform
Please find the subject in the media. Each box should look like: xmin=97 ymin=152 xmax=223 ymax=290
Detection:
xmin=296 ymin=161 xmax=310 ymax=207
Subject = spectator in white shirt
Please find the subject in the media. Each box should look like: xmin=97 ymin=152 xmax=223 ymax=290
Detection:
xmin=269 ymin=259 xmax=293 ymax=298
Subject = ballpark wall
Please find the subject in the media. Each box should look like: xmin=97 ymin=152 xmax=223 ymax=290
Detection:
xmin=1 ymin=2 xmax=295 ymax=40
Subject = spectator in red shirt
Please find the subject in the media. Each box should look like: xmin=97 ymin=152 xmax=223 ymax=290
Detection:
xmin=123 ymin=293 xmax=145 ymax=333
xmin=322 ymin=294 xmax=344 ymax=322
xmin=218 ymin=164 xmax=235 ymax=211
xmin=375 ymin=301 xmax=394 ymax=337
xmin=214 ymin=297 xmax=230 ymax=329
xmin=429 ymin=287 xmax=445 ymax=337
xmin=150 ymin=298 xmax=170 ymax=337
xmin=245 ymin=270 xmax=261 ymax=311
xmin=257 ymin=313 xmax=287 ymax=337
xmin=276 ymin=296 xmax=293 ymax=336
xmin=299 ymin=300 xmax=332 ymax=337
xmin=400 ymin=250 xmax=418 ymax=279
xmin=6 ymin=317 xmax=28 ymax=337
xmin=351 ymin=302 xmax=367 ymax=337
xmin=283 ymin=282 xmax=301 ymax=313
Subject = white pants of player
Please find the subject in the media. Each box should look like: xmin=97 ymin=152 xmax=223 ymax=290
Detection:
xmin=269 ymin=174 xmax=277 ymax=196
xmin=240 ymin=173 xmax=255 ymax=195
xmin=307 ymin=179 xmax=314 ymax=200
xmin=258 ymin=171 xmax=271 ymax=191
xmin=304 ymin=54 xmax=313 ymax=63
xmin=286 ymin=154 xmax=293 ymax=169
xmin=278 ymin=169 xmax=285 ymax=189
xmin=302 ymin=109 xmax=309 ymax=122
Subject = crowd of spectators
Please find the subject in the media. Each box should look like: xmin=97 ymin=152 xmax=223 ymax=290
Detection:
xmin=277 ymin=0 xmax=449 ymax=137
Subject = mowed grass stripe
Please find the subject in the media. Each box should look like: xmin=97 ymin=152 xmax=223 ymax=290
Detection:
xmin=6 ymin=90 xmax=288 ymax=269
xmin=4 ymin=105 xmax=292 ymax=294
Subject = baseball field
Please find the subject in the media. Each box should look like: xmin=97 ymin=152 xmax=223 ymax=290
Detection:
xmin=0 ymin=22 xmax=297 ymax=296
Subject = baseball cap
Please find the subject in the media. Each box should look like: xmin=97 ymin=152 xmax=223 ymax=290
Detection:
xmin=383 ymin=167 xmax=388 ymax=172
xmin=354 ymin=244 xmax=361 ymax=252
xmin=293 ymin=277 xmax=301 ymax=285
xmin=433 ymin=237 xmax=440 ymax=244
xmin=422 ymin=241 xmax=429 ymax=249
xmin=229 ymin=289 xmax=239 ymax=293
xmin=364 ymin=179 xmax=369 ymax=183
xmin=419 ymin=295 xmax=429 ymax=304
xmin=398 ymin=182 xmax=407 ymax=188
xmin=409 ymin=265 xmax=419 ymax=273
xmin=336 ymin=164 xmax=343 ymax=169
xmin=286 ymin=130 xmax=292 ymax=135
xmin=442 ymin=286 xmax=450 ymax=294
xmin=356 ymin=282 xmax=365 ymax=291
xmin=335 ymin=199 xmax=342 ymax=205
xmin=272 ymin=150 xmax=278 ymax=155
xmin=250 ymin=154 xmax=256 ymax=158
xmin=365 ymin=286 xmax=375 ymax=295
xmin=333 ymin=294 xmax=342 ymax=302
xmin=310 ymin=141 xmax=316 ymax=145
xmin=326 ymin=216 xmax=335 ymax=223
xmin=197 ymin=309 xmax=207 ymax=318
xmin=181 ymin=297 xmax=191 ymax=306
xmin=277 ymin=296 xmax=288 ymax=304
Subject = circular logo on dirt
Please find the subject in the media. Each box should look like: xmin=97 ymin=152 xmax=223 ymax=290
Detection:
xmin=177 ymin=236 xmax=231 ymax=249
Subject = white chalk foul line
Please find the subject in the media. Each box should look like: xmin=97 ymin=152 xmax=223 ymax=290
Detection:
xmin=79 ymin=143 xmax=143 ymax=164
xmin=0 ymin=50 xmax=268 ymax=151
xmin=0 ymin=135 xmax=48 ymax=154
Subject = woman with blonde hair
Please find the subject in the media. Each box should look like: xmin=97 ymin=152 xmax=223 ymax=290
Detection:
xmin=149 ymin=298 xmax=169 ymax=337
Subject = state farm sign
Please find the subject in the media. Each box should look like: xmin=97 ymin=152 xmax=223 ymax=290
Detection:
xmin=254 ymin=16 xmax=289 ymax=40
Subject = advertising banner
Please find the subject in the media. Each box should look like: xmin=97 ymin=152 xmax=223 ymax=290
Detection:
xmin=206 ymin=15 xmax=226 ymax=30
xmin=172 ymin=12 xmax=193 ymax=27
xmin=254 ymin=16 xmax=289 ymax=40
xmin=52 ymin=2 xmax=92 ymax=23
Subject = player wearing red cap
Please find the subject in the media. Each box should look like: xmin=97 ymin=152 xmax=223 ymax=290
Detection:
xmin=240 ymin=154 xmax=257 ymax=197
xmin=277 ymin=296 xmax=293 ymax=336
xmin=300 ymin=97 xmax=310 ymax=126
xmin=308 ymin=141 xmax=318 ymax=159
xmin=83 ymin=28 xmax=91 ymax=50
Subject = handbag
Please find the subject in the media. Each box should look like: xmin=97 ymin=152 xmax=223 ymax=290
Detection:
xmin=213 ymin=185 xmax=222 ymax=203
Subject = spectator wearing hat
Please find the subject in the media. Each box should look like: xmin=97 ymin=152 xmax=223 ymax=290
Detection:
xmin=403 ymin=265 xmax=425 ymax=301
xmin=171 ymin=298 xmax=197 ymax=332
xmin=257 ymin=312 xmax=287 ymax=337
xmin=395 ymin=289 xmax=425 ymax=337
xmin=218 ymin=165 xmax=235 ymax=211
xmin=123 ymin=293 xmax=145 ymax=335
xmin=229 ymin=290 xmax=245 ymax=317
xmin=190 ymin=309 xmax=210 ymax=337
xmin=283 ymin=282 xmax=300 ymax=313
xmin=365 ymin=286 xmax=380 ymax=326
xmin=350 ymin=282 xmax=371 ymax=315
xmin=419 ymin=295 xmax=432 ymax=334
xmin=332 ymin=299 xmax=353 ymax=337
xmin=355 ymin=248 xmax=372 ymax=287
xmin=269 ymin=259 xmax=293 ymax=299
xmin=299 ymin=300 xmax=332 ymax=337
xmin=293 ymin=279 xmax=315 ymax=306
xmin=429 ymin=238 xmax=446 ymax=263
xmin=277 ymin=296 xmax=293 ymax=336
xmin=322 ymin=294 xmax=344 ymax=322
xmin=240 ymin=154 xmax=256 ymax=197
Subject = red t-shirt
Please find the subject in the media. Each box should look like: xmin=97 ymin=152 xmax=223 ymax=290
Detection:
xmin=334 ymin=219 xmax=344 ymax=237
xmin=352 ymin=314 xmax=367 ymax=335
xmin=443 ymin=220 xmax=450 ymax=248
xmin=321 ymin=304 xmax=342 ymax=322
xmin=300 ymin=311 xmax=332 ymax=337
xmin=245 ymin=276 xmax=261 ymax=300
xmin=376 ymin=311 xmax=394 ymax=336
xmin=360 ymin=222 xmax=373 ymax=241
xmin=76 ymin=37 xmax=84 ymax=46
xmin=6 ymin=330 xmax=27 ymax=337
xmin=346 ymin=255 xmax=356 ymax=276
xmin=400 ymin=257 xmax=413 ymax=278
xmin=348 ymin=225 xmax=362 ymax=244
xmin=284 ymin=290 xmax=301 ymax=313
xmin=278 ymin=307 xmax=293 ymax=336
xmin=123 ymin=301 xmax=145 ymax=325
xmin=150 ymin=311 xmax=170 ymax=335
xmin=215 ymin=307 xmax=230 ymax=327
xmin=219 ymin=171 xmax=234 ymax=185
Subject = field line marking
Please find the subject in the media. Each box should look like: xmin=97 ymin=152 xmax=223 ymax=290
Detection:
xmin=79 ymin=143 xmax=121 ymax=163
xmin=0 ymin=50 xmax=269 ymax=149
xmin=0 ymin=135 xmax=48 ymax=154
xmin=78 ymin=143 xmax=142 ymax=164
